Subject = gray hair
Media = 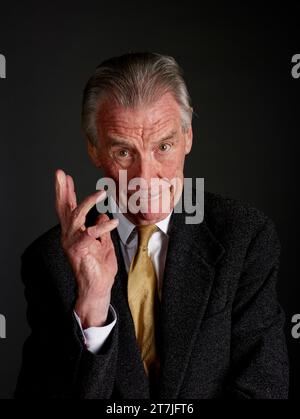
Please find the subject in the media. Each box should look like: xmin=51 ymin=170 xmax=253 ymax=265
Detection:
xmin=81 ymin=52 xmax=193 ymax=147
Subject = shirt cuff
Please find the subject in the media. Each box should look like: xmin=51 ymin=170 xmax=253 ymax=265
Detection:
xmin=74 ymin=304 xmax=117 ymax=354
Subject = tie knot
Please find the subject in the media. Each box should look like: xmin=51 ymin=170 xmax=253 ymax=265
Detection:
xmin=137 ymin=224 xmax=158 ymax=251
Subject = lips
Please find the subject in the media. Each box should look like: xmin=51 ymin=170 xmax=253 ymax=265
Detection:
xmin=138 ymin=193 xmax=162 ymax=202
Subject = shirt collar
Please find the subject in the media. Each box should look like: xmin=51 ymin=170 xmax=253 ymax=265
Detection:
xmin=108 ymin=196 xmax=173 ymax=246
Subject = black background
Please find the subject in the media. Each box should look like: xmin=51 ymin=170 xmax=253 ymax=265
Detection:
xmin=0 ymin=2 xmax=299 ymax=398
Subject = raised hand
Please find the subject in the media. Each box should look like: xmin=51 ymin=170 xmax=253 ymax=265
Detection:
xmin=55 ymin=169 xmax=119 ymax=328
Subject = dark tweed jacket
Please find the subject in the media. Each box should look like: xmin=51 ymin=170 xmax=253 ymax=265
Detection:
xmin=15 ymin=190 xmax=289 ymax=399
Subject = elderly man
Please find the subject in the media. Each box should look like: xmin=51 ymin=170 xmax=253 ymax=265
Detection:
xmin=15 ymin=52 xmax=289 ymax=399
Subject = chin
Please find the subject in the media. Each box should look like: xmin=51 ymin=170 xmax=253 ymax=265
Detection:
xmin=133 ymin=210 xmax=170 ymax=225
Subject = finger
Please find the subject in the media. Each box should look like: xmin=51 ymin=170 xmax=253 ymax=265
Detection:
xmin=55 ymin=169 xmax=68 ymax=228
xmin=66 ymin=174 xmax=77 ymax=211
xmin=86 ymin=218 xmax=119 ymax=239
xmin=95 ymin=213 xmax=110 ymax=224
xmin=94 ymin=213 xmax=113 ymax=245
xmin=70 ymin=189 xmax=106 ymax=233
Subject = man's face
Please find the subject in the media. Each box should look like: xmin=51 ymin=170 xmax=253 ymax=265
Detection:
xmin=88 ymin=92 xmax=193 ymax=225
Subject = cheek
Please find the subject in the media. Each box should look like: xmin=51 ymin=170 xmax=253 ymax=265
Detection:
xmin=100 ymin=160 xmax=120 ymax=181
xmin=162 ymin=150 xmax=185 ymax=176
xmin=162 ymin=161 xmax=181 ymax=177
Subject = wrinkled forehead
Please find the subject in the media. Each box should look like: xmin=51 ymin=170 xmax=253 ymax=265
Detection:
xmin=96 ymin=92 xmax=182 ymax=138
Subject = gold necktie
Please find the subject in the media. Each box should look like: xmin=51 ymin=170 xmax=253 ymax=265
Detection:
xmin=127 ymin=224 xmax=160 ymax=378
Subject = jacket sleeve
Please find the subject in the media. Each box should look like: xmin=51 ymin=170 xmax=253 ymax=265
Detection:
xmin=15 ymin=243 xmax=119 ymax=399
xmin=226 ymin=216 xmax=289 ymax=399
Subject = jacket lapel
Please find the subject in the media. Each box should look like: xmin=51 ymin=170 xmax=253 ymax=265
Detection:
xmin=158 ymin=209 xmax=225 ymax=398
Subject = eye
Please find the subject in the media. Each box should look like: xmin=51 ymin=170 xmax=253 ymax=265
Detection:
xmin=158 ymin=143 xmax=171 ymax=152
xmin=117 ymin=149 xmax=130 ymax=158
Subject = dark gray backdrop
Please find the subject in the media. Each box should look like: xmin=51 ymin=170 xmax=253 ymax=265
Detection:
xmin=0 ymin=2 xmax=299 ymax=399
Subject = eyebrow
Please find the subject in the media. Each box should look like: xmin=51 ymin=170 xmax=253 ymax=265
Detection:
xmin=108 ymin=138 xmax=134 ymax=148
xmin=107 ymin=129 xmax=178 ymax=148
xmin=157 ymin=129 xmax=177 ymax=143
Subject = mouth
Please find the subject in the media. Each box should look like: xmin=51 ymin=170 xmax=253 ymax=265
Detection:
xmin=116 ymin=180 xmax=177 ymax=211
xmin=138 ymin=192 xmax=162 ymax=202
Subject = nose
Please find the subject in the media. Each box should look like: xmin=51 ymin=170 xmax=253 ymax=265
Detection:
xmin=135 ymin=157 xmax=158 ymax=187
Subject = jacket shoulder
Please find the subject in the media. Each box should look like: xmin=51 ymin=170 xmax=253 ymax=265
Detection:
xmin=203 ymin=190 xmax=277 ymax=239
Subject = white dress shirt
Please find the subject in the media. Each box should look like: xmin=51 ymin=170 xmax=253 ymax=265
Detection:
xmin=75 ymin=199 xmax=173 ymax=354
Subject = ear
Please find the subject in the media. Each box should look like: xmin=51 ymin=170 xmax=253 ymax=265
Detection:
xmin=87 ymin=139 xmax=102 ymax=168
xmin=184 ymin=124 xmax=193 ymax=155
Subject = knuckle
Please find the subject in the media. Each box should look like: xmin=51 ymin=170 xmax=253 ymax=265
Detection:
xmin=66 ymin=202 xmax=74 ymax=212
xmin=72 ymin=207 xmax=79 ymax=218
xmin=71 ymin=207 xmax=81 ymax=222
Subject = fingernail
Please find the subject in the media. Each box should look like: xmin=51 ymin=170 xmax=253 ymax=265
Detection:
xmin=56 ymin=170 xmax=65 ymax=184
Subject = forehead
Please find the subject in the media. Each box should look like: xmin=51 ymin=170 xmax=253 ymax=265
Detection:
xmin=96 ymin=92 xmax=181 ymax=137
